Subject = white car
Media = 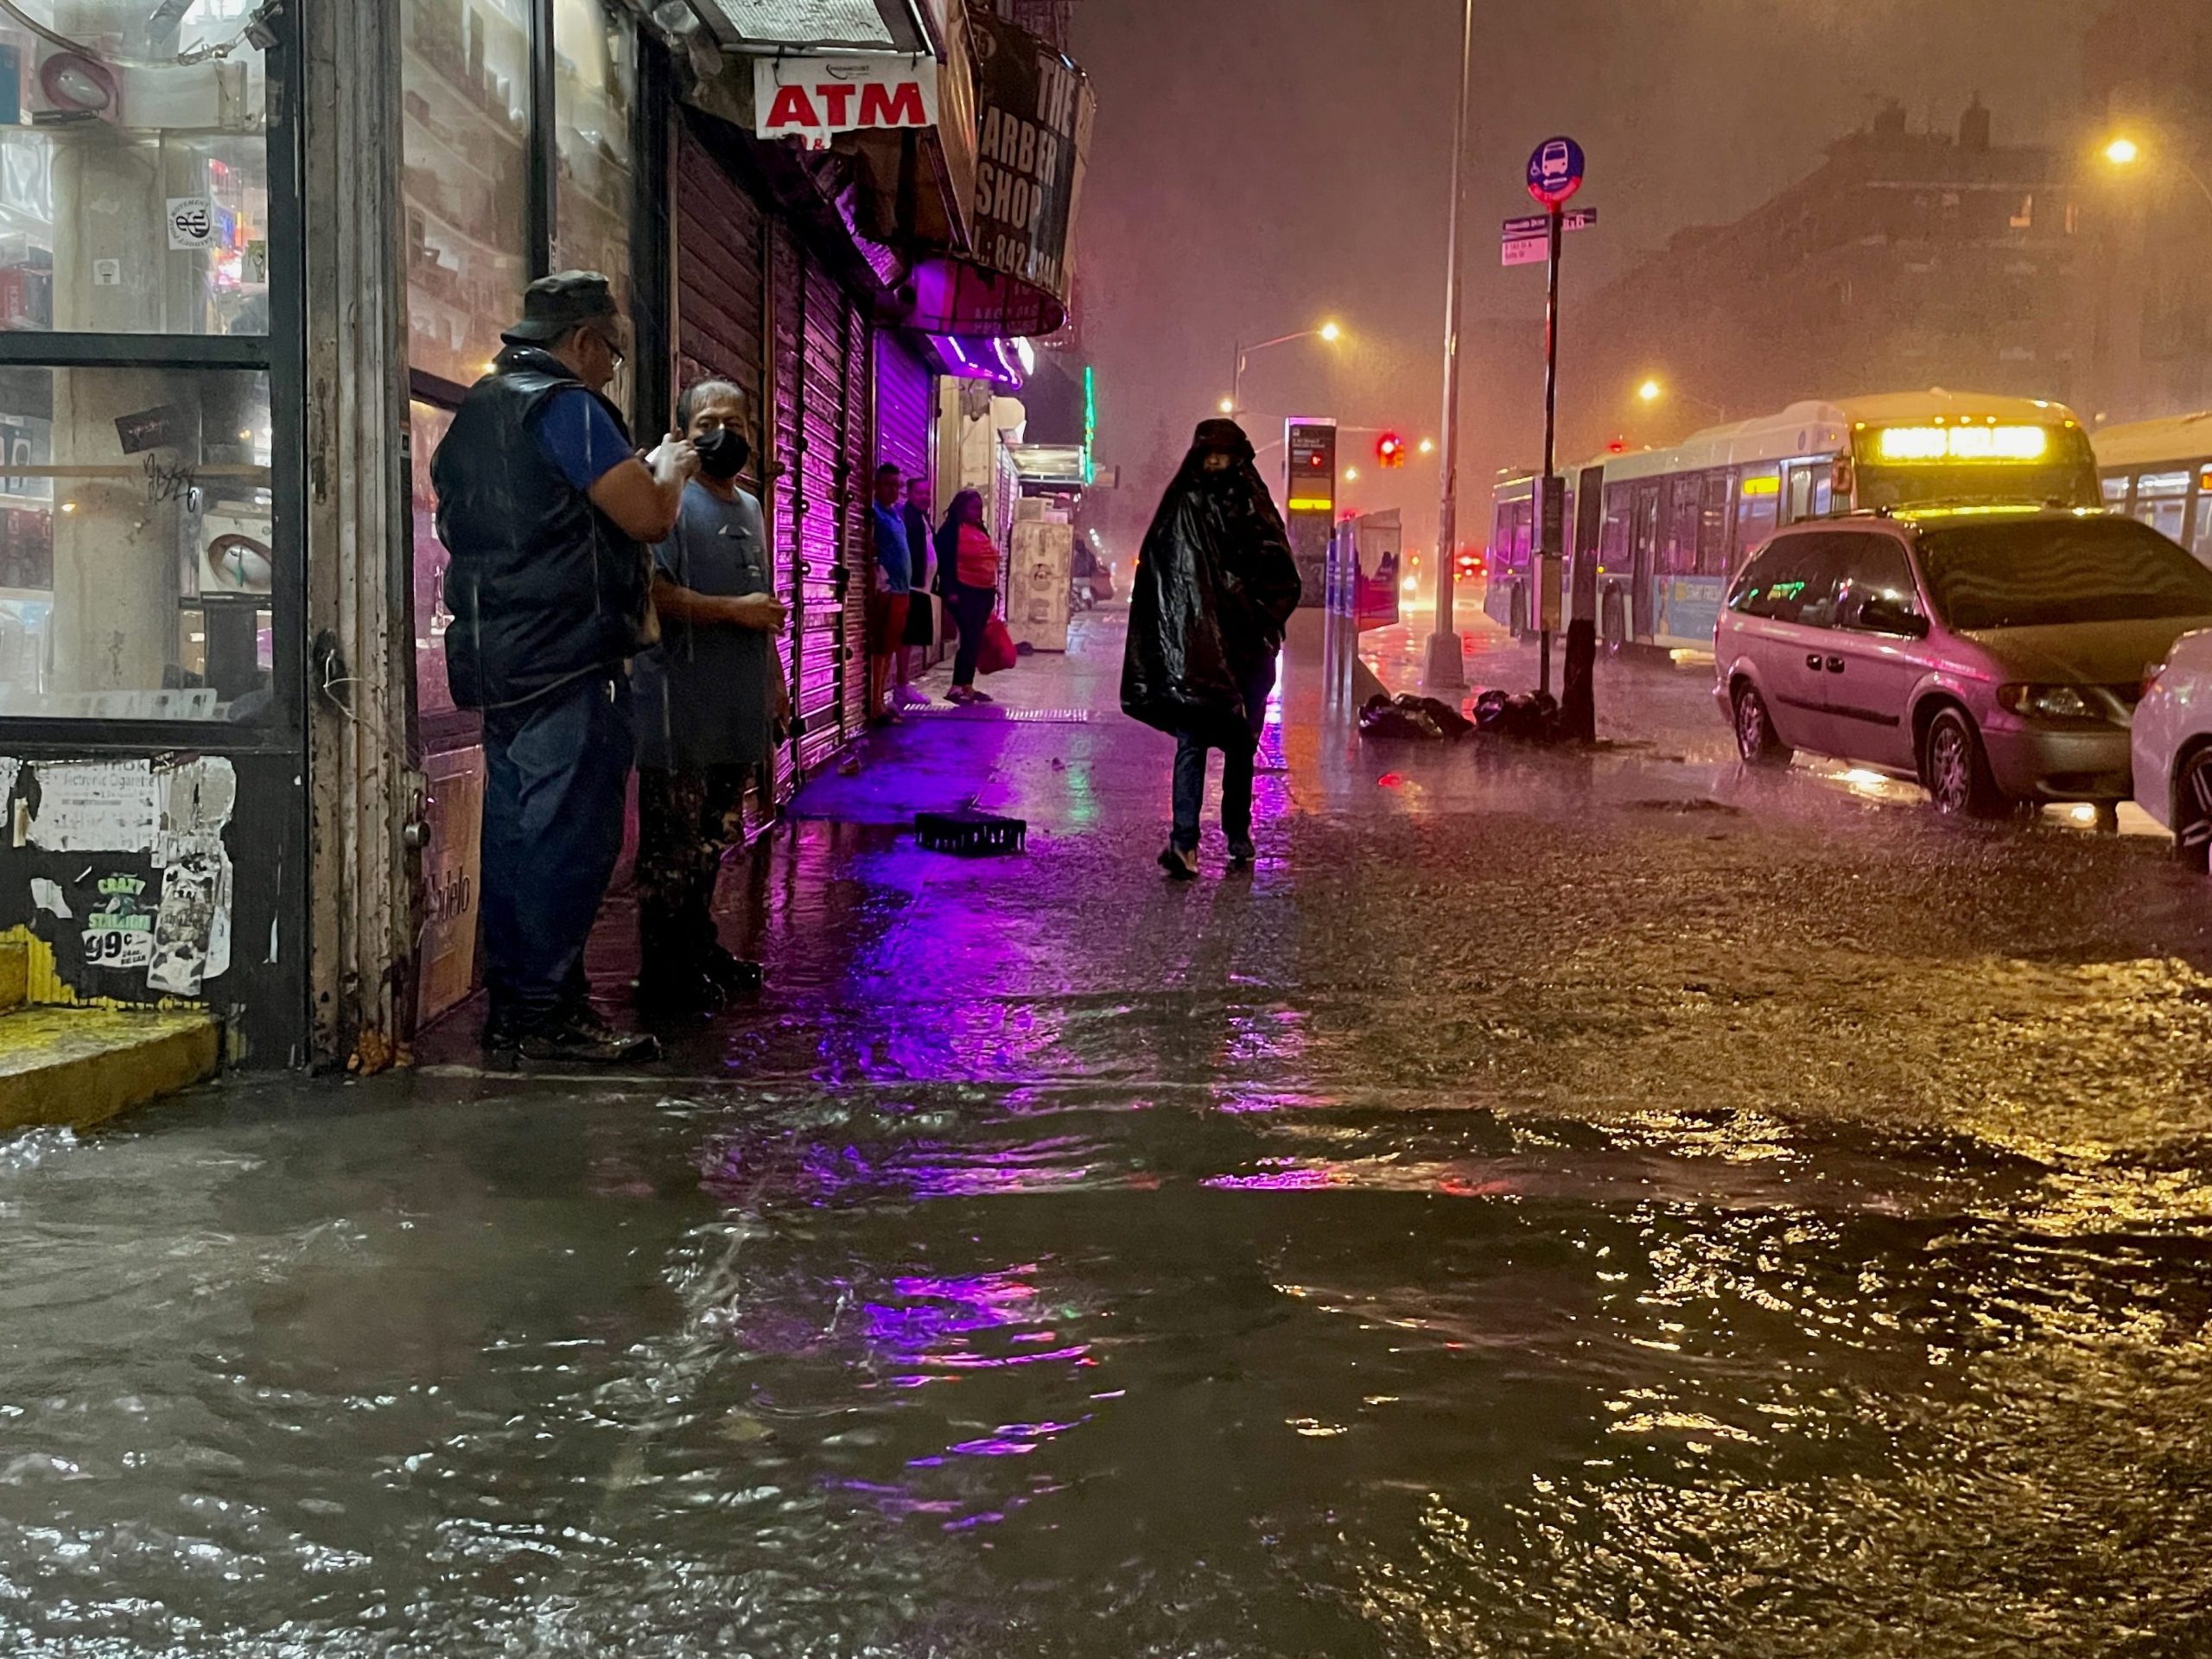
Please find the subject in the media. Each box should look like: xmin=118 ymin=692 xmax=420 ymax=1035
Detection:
xmin=2133 ymin=627 xmax=2212 ymax=866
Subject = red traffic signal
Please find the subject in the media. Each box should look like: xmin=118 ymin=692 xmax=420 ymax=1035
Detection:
xmin=1376 ymin=431 xmax=1408 ymax=468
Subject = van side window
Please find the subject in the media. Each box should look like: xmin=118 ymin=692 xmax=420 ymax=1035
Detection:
xmin=1728 ymin=534 xmax=1845 ymax=626
xmin=1832 ymin=536 xmax=1920 ymax=632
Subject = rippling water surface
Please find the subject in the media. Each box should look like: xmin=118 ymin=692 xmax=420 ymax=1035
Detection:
xmin=3 ymin=1079 xmax=2209 ymax=1658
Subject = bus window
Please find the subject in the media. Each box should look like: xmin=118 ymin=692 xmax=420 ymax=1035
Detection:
xmin=2133 ymin=470 xmax=2190 ymax=543
xmin=1667 ymin=474 xmax=1700 ymax=573
xmin=1735 ymin=469 xmax=1780 ymax=564
xmin=2196 ymin=487 xmax=2212 ymax=568
xmin=1602 ymin=483 xmax=1630 ymax=566
xmin=2101 ymin=474 xmax=2131 ymax=509
xmin=1491 ymin=502 xmax=1510 ymax=563
xmin=1698 ymin=469 xmax=1731 ymax=575
xmin=1511 ymin=499 xmax=1533 ymax=569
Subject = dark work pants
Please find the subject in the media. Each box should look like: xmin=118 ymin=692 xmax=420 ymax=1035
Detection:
xmin=1171 ymin=656 xmax=1277 ymax=852
xmin=949 ymin=586 xmax=993 ymax=686
xmin=480 ymin=672 xmax=634 ymax=1032
xmin=635 ymin=765 xmax=748 ymax=978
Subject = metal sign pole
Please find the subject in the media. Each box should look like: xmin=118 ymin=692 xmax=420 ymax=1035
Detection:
xmin=1538 ymin=202 xmax=1562 ymax=698
xmin=1423 ymin=0 xmax=1476 ymax=691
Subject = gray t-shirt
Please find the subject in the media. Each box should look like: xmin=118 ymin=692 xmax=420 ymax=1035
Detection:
xmin=632 ymin=482 xmax=776 ymax=771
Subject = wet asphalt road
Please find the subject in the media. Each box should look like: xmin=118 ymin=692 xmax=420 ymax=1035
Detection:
xmin=4 ymin=609 xmax=2212 ymax=1656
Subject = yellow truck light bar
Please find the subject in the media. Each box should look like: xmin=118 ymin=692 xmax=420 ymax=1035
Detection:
xmin=1287 ymin=497 xmax=1334 ymax=512
xmin=1874 ymin=424 xmax=2050 ymax=463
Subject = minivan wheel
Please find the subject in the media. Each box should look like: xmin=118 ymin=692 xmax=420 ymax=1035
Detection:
xmin=1732 ymin=682 xmax=1791 ymax=767
xmin=2176 ymin=749 xmax=2212 ymax=873
xmin=1923 ymin=708 xmax=2006 ymax=819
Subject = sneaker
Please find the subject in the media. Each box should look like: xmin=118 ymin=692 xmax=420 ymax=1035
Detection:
xmin=1227 ymin=837 xmax=1256 ymax=867
xmin=966 ymin=689 xmax=995 ymax=704
xmin=517 ymin=1009 xmax=662 ymax=1065
xmin=1159 ymin=844 xmax=1199 ymax=880
xmin=894 ymin=686 xmax=931 ymax=707
xmin=703 ymin=945 xmax=764 ymax=997
xmin=945 ymin=685 xmax=976 ymax=705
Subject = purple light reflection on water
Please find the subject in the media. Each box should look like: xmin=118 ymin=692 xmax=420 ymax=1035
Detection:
xmin=1203 ymin=1168 xmax=1340 ymax=1192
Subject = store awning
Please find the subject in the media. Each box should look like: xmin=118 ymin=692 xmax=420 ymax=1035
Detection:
xmin=681 ymin=0 xmax=940 ymax=56
xmin=901 ymin=10 xmax=1094 ymax=339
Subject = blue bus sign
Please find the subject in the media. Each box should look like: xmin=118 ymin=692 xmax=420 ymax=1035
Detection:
xmin=1526 ymin=136 xmax=1585 ymax=207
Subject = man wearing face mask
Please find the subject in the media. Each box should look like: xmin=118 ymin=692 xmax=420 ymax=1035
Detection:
xmin=629 ymin=378 xmax=791 ymax=1020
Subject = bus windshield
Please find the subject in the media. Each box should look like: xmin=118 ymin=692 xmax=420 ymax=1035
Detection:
xmin=1916 ymin=516 xmax=2212 ymax=632
xmin=1855 ymin=424 xmax=2100 ymax=512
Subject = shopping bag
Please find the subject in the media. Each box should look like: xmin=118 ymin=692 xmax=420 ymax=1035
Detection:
xmin=977 ymin=614 xmax=1018 ymax=676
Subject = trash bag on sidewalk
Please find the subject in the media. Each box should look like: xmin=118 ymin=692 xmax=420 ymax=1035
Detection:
xmin=1472 ymin=687 xmax=1560 ymax=741
xmin=1122 ymin=420 xmax=1301 ymax=749
xmin=1357 ymin=691 xmax=1473 ymax=741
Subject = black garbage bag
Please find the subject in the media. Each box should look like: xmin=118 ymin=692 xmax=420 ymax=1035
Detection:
xmin=1473 ymin=687 xmax=1560 ymax=741
xmin=1359 ymin=692 xmax=1444 ymax=741
xmin=1408 ymin=694 xmax=1473 ymax=738
xmin=1122 ymin=420 xmax=1302 ymax=751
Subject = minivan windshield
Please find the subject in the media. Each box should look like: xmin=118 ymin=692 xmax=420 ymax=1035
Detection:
xmin=1915 ymin=516 xmax=2212 ymax=632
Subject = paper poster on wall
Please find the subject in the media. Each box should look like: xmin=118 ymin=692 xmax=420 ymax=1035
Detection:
xmin=25 ymin=759 xmax=159 ymax=853
xmin=82 ymin=871 xmax=156 ymax=970
xmin=146 ymin=851 xmax=222 ymax=995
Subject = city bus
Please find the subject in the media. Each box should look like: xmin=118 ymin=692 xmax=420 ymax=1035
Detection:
xmin=1484 ymin=390 xmax=2100 ymax=651
xmin=2093 ymin=410 xmax=2212 ymax=567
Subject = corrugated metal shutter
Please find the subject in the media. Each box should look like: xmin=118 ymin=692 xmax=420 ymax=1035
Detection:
xmin=780 ymin=229 xmax=861 ymax=772
xmin=875 ymin=332 xmax=932 ymax=609
xmin=839 ymin=275 xmax=873 ymax=741
xmin=673 ymin=127 xmax=795 ymax=817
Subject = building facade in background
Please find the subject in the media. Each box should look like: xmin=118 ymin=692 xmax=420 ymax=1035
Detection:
xmin=1560 ymin=101 xmax=2082 ymax=461
xmin=0 ymin=0 xmax=1093 ymax=1071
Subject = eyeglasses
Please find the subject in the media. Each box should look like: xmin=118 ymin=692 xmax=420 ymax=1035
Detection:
xmin=587 ymin=327 xmax=626 ymax=367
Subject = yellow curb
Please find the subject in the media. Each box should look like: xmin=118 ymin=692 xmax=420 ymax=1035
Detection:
xmin=0 ymin=1007 xmax=219 ymax=1134
xmin=0 ymin=940 xmax=24 ymax=1013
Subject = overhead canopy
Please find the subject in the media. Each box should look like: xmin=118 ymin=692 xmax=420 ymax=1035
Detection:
xmin=683 ymin=0 xmax=939 ymax=55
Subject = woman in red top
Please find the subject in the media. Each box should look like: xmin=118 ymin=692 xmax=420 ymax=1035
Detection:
xmin=937 ymin=488 xmax=1001 ymax=704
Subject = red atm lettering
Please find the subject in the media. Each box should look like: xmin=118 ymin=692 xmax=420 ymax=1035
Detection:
xmin=817 ymin=83 xmax=855 ymax=124
xmin=861 ymin=81 xmax=925 ymax=126
xmin=766 ymin=85 xmax=818 ymax=129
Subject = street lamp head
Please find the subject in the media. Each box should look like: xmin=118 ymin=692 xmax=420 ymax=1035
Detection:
xmin=1637 ymin=378 xmax=1663 ymax=404
xmin=2104 ymin=136 xmax=2141 ymax=167
xmin=1318 ymin=321 xmax=1343 ymax=344
xmin=1344 ymin=466 xmax=1359 ymax=482
xmin=1218 ymin=397 xmax=1235 ymax=415
xmin=1418 ymin=437 xmax=1436 ymax=454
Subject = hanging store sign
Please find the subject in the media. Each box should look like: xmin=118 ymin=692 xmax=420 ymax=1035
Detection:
xmin=753 ymin=54 xmax=938 ymax=149
xmin=966 ymin=12 xmax=1092 ymax=304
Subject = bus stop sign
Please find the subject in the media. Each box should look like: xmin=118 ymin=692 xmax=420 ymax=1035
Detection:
xmin=1526 ymin=136 xmax=1585 ymax=207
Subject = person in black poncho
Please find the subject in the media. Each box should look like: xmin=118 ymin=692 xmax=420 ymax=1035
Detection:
xmin=1121 ymin=418 xmax=1303 ymax=879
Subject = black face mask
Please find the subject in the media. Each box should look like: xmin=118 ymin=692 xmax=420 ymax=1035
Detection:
xmin=696 ymin=427 xmax=749 ymax=480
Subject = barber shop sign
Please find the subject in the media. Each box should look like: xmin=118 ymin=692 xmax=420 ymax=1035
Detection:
xmin=754 ymin=55 xmax=937 ymax=150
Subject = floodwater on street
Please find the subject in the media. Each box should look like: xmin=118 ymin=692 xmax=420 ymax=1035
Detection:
xmin=5 ymin=613 xmax=2212 ymax=1656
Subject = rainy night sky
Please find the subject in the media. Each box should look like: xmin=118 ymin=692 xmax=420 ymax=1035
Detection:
xmin=1071 ymin=0 xmax=2103 ymax=550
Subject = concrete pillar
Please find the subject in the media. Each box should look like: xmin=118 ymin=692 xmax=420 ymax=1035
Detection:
xmin=302 ymin=0 xmax=420 ymax=1065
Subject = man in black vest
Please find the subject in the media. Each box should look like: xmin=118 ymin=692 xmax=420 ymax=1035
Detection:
xmin=432 ymin=271 xmax=696 ymax=1065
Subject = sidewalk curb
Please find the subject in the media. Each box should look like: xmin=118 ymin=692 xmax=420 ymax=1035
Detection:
xmin=0 ymin=1007 xmax=219 ymax=1135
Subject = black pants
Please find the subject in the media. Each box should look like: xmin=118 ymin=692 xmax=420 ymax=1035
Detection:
xmin=480 ymin=672 xmax=633 ymax=1031
xmin=635 ymin=765 xmax=749 ymax=980
xmin=1170 ymin=656 xmax=1277 ymax=853
xmin=948 ymin=586 xmax=994 ymax=686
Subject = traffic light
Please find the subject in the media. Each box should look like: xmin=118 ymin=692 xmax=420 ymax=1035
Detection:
xmin=1376 ymin=431 xmax=1407 ymax=468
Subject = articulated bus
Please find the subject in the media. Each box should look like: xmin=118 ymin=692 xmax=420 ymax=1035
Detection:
xmin=2093 ymin=410 xmax=2212 ymax=567
xmin=1484 ymin=390 xmax=2100 ymax=651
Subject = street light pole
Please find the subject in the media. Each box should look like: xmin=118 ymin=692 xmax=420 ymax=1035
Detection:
xmin=1229 ymin=327 xmax=1338 ymax=417
xmin=1423 ymin=0 xmax=1476 ymax=691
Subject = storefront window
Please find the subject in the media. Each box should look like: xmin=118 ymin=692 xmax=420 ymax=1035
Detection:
xmin=402 ymin=0 xmax=531 ymax=386
xmin=0 ymin=3 xmax=269 ymax=336
xmin=552 ymin=0 xmax=634 ymax=310
xmin=0 ymin=365 xmax=272 ymax=718
xmin=410 ymin=400 xmax=458 ymax=723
